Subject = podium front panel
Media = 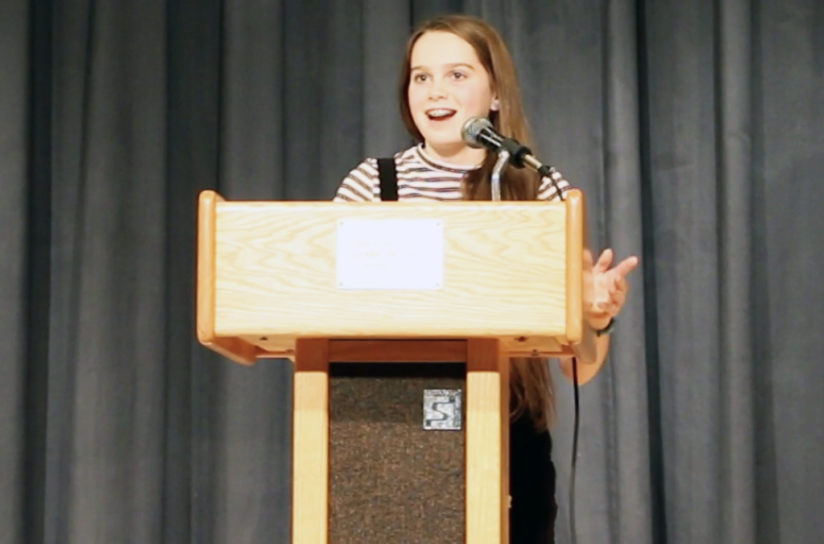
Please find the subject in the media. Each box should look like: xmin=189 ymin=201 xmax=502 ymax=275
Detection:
xmin=210 ymin=202 xmax=569 ymax=355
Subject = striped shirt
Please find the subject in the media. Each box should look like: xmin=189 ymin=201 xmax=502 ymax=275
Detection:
xmin=334 ymin=144 xmax=570 ymax=202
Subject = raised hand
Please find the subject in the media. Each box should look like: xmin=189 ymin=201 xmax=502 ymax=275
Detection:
xmin=587 ymin=248 xmax=639 ymax=329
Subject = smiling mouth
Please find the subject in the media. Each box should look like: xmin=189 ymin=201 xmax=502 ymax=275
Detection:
xmin=426 ymin=108 xmax=457 ymax=121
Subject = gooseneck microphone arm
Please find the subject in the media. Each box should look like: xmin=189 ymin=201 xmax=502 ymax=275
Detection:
xmin=490 ymin=150 xmax=509 ymax=201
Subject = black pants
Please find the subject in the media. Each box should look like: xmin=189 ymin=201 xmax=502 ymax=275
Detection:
xmin=509 ymin=415 xmax=557 ymax=543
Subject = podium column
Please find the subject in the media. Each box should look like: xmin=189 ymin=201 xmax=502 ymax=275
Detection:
xmin=466 ymin=338 xmax=510 ymax=544
xmin=292 ymin=339 xmax=329 ymax=543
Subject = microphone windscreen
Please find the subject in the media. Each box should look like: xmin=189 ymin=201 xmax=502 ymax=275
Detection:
xmin=461 ymin=116 xmax=493 ymax=148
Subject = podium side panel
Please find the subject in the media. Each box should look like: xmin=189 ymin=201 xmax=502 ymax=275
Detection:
xmin=565 ymin=189 xmax=584 ymax=344
xmin=196 ymin=190 xmax=258 ymax=363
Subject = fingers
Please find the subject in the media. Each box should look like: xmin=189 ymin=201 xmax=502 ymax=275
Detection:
xmin=611 ymin=281 xmax=626 ymax=307
xmin=611 ymin=274 xmax=628 ymax=297
xmin=613 ymin=255 xmax=640 ymax=278
xmin=589 ymin=255 xmax=635 ymax=318
xmin=593 ymin=248 xmax=614 ymax=273
xmin=600 ymin=276 xmax=627 ymax=314
xmin=594 ymin=249 xmax=639 ymax=278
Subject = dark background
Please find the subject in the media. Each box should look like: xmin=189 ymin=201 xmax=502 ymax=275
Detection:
xmin=3 ymin=0 xmax=823 ymax=542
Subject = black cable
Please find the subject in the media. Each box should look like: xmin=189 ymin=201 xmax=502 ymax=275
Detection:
xmin=568 ymin=356 xmax=580 ymax=544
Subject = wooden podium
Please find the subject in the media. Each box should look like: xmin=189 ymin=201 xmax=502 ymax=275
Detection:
xmin=196 ymin=189 xmax=585 ymax=543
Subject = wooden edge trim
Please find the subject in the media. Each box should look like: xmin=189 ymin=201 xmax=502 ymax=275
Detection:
xmin=565 ymin=189 xmax=584 ymax=345
xmin=508 ymin=346 xmax=575 ymax=358
xmin=196 ymin=190 xmax=258 ymax=365
xmin=327 ymin=340 xmax=466 ymax=362
xmin=292 ymin=339 xmax=330 ymax=544
xmin=466 ymin=339 xmax=509 ymax=543
xmin=196 ymin=190 xmax=221 ymax=347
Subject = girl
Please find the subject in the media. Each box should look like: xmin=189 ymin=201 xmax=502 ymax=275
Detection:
xmin=335 ymin=14 xmax=638 ymax=543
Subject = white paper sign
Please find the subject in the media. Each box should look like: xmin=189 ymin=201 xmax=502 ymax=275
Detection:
xmin=336 ymin=218 xmax=444 ymax=290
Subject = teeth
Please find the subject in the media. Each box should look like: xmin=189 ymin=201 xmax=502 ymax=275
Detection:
xmin=427 ymin=109 xmax=454 ymax=118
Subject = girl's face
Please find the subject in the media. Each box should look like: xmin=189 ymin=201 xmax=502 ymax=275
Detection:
xmin=407 ymin=31 xmax=498 ymax=165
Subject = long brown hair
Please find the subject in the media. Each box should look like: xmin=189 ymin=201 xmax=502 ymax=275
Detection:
xmin=400 ymin=14 xmax=553 ymax=429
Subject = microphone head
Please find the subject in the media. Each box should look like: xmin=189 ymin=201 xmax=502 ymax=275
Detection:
xmin=461 ymin=116 xmax=494 ymax=149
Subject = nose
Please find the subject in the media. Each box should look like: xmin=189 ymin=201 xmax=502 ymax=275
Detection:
xmin=427 ymin=78 xmax=447 ymax=100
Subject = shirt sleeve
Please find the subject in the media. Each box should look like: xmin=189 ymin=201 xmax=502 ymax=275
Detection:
xmin=333 ymin=158 xmax=380 ymax=202
xmin=536 ymin=166 xmax=571 ymax=202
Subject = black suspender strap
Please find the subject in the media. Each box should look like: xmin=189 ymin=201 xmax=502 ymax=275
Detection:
xmin=377 ymin=157 xmax=398 ymax=201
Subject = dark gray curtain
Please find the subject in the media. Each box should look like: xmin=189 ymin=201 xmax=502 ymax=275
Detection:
xmin=3 ymin=0 xmax=822 ymax=542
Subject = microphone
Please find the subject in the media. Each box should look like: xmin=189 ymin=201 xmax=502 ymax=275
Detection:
xmin=461 ymin=116 xmax=556 ymax=179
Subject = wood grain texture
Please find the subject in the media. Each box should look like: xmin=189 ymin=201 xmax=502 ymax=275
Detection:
xmin=196 ymin=190 xmax=258 ymax=364
xmin=466 ymin=339 xmax=509 ymax=544
xmin=327 ymin=339 xmax=466 ymax=362
xmin=196 ymin=190 xmax=220 ymax=346
xmin=565 ymin=189 xmax=584 ymax=345
xmin=292 ymin=339 xmax=330 ymax=544
xmin=211 ymin=201 xmax=571 ymax=353
xmin=194 ymin=194 xmax=590 ymax=542
xmin=242 ymin=332 xmax=564 ymax=360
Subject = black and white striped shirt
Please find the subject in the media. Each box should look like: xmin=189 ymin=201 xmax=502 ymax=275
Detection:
xmin=334 ymin=144 xmax=570 ymax=202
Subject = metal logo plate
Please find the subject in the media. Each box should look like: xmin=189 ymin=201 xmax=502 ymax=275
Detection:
xmin=423 ymin=389 xmax=462 ymax=430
